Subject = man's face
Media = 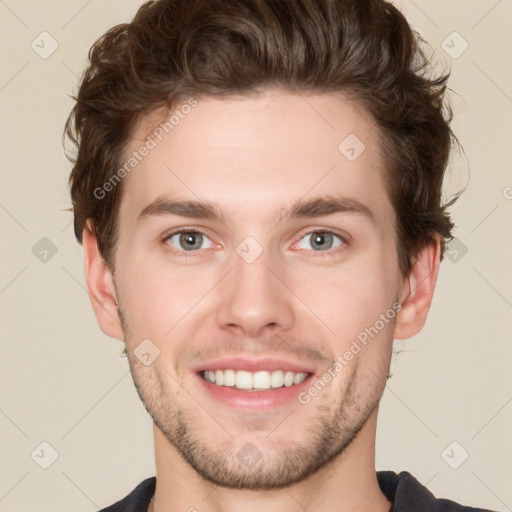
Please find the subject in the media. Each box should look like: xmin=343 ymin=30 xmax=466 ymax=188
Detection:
xmin=112 ymin=90 xmax=404 ymax=489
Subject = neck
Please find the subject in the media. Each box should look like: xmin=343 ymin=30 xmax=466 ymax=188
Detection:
xmin=150 ymin=408 xmax=392 ymax=512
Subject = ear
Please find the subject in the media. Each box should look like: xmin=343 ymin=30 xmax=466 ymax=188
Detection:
xmin=394 ymin=236 xmax=441 ymax=340
xmin=82 ymin=220 xmax=124 ymax=340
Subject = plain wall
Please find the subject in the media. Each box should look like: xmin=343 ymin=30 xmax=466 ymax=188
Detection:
xmin=0 ymin=1 xmax=511 ymax=510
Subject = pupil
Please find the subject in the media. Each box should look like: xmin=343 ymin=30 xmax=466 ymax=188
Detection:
xmin=313 ymin=232 xmax=331 ymax=250
xmin=181 ymin=233 xmax=201 ymax=250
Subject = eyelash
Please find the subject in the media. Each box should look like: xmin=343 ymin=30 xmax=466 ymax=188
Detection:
xmin=161 ymin=227 xmax=348 ymax=259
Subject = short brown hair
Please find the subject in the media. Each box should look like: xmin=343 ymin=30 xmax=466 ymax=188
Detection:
xmin=64 ymin=0 xmax=460 ymax=277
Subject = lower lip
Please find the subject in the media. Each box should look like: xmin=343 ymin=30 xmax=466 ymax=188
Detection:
xmin=195 ymin=372 xmax=314 ymax=410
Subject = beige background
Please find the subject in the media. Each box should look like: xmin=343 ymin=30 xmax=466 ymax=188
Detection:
xmin=0 ymin=0 xmax=511 ymax=510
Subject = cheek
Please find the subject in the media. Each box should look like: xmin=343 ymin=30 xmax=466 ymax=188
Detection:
xmin=118 ymin=262 xmax=213 ymax=339
xmin=296 ymin=260 xmax=396 ymax=340
xmin=117 ymin=231 xmax=400 ymax=347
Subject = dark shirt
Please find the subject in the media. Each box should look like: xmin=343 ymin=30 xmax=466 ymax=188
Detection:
xmin=99 ymin=471 xmax=497 ymax=511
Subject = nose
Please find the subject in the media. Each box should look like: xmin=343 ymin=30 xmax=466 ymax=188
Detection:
xmin=215 ymin=245 xmax=295 ymax=338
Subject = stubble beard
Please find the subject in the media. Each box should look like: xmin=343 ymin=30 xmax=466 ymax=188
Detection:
xmin=117 ymin=302 xmax=389 ymax=490
xmin=128 ymin=353 xmax=384 ymax=490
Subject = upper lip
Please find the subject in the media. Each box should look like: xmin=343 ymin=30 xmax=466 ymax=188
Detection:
xmin=193 ymin=357 xmax=315 ymax=374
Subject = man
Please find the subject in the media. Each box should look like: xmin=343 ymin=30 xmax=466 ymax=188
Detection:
xmin=64 ymin=0 xmax=495 ymax=510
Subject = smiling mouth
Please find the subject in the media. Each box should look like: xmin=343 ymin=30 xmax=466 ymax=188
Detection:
xmin=200 ymin=369 xmax=310 ymax=391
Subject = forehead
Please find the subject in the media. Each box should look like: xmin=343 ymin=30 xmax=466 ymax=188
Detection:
xmin=118 ymin=90 xmax=393 ymax=229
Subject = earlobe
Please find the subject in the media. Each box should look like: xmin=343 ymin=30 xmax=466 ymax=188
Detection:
xmin=394 ymin=236 xmax=441 ymax=340
xmin=82 ymin=220 xmax=124 ymax=340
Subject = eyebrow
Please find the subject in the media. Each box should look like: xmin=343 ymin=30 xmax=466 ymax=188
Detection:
xmin=137 ymin=194 xmax=376 ymax=226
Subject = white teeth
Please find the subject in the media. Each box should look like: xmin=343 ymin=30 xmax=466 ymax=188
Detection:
xmin=202 ymin=369 xmax=308 ymax=390
xmin=253 ymin=371 xmax=270 ymax=389
xmin=293 ymin=372 xmax=305 ymax=385
xmin=224 ymin=369 xmax=236 ymax=386
xmin=270 ymin=370 xmax=284 ymax=388
xmin=235 ymin=370 xmax=253 ymax=390
xmin=284 ymin=371 xmax=294 ymax=387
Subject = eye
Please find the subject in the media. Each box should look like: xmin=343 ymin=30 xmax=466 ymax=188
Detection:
xmin=295 ymin=230 xmax=346 ymax=253
xmin=163 ymin=229 xmax=214 ymax=254
xmin=161 ymin=228 xmax=347 ymax=258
